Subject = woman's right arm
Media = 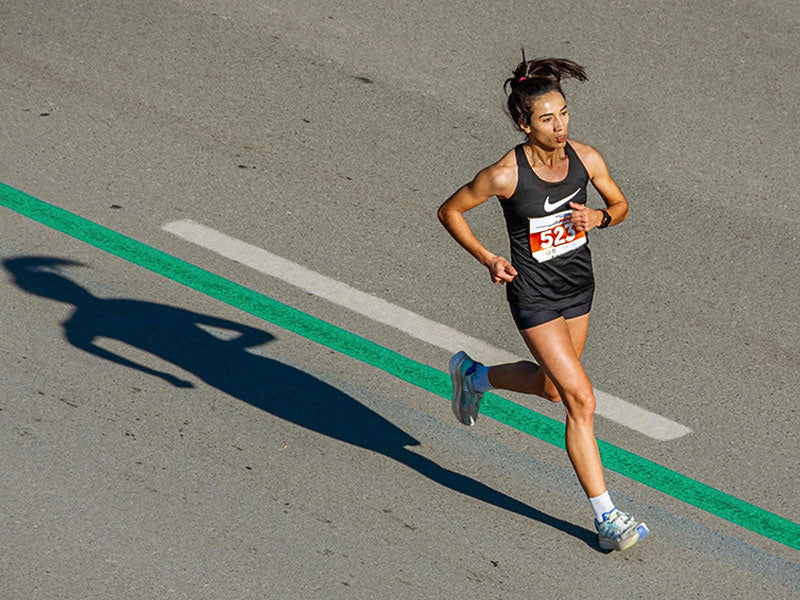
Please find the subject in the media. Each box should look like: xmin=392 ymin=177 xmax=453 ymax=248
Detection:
xmin=437 ymin=162 xmax=518 ymax=285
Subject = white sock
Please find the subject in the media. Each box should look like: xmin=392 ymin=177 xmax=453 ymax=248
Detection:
xmin=589 ymin=491 xmax=615 ymax=522
xmin=470 ymin=364 xmax=493 ymax=393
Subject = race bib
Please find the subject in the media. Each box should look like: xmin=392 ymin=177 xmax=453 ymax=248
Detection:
xmin=529 ymin=209 xmax=586 ymax=262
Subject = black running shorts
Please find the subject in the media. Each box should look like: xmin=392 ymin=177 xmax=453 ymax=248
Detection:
xmin=509 ymin=298 xmax=593 ymax=330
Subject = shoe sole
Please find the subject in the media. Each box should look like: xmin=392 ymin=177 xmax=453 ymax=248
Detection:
xmin=448 ymin=351 xmax=474 ymax=426
xmin=599 ymin=523 xmax=650 ymax=551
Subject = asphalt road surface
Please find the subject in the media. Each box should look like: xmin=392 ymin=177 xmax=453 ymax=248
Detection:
xmin=1 ymin=1 xmax=798 ymax=598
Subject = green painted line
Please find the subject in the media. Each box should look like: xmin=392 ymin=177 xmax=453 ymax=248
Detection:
xmin=1 ymin=181 xmax=798 ymax=551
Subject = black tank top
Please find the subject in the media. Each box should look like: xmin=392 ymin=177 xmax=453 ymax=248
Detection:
xmin=500 ymin=142 xmax=595 ymax=311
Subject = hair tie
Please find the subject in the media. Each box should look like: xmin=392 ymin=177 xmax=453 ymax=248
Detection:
xmin=518 ymin=76 xmax=526 ymax=81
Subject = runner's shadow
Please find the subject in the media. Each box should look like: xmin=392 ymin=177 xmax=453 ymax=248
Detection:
xmin=4 ymin=256 xmax=599 ymax=549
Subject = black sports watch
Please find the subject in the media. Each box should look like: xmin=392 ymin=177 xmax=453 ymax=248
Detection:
xmin=598 ymin=209 xmax=612 ymax=229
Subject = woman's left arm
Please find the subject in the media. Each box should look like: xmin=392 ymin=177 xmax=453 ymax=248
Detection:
xmin=569 ymin=144 xmax=629 ymax=232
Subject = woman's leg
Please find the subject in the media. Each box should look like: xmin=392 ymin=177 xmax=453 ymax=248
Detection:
xmin=451 ymin=312 xmax=649 ymax=548
xmin=487 ymin=312 xmax=590 ymax=403
xmin=517 ymin=316 xmax=605 ymax=497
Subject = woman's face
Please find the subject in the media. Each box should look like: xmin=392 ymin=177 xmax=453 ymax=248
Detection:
xmin=522 ymin=90 xmax=569 ymax=149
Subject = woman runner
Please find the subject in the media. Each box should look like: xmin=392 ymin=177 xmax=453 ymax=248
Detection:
xmin=437 ymin=54 xmax=649 ymax=551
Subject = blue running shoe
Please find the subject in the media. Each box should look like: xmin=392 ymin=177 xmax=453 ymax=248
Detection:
xmin=595 ymin=508 xmax=650 ymax=551
xmin=449 ymin=351 xmax=483 ymax=426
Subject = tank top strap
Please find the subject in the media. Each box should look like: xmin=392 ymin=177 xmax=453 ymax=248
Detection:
xmin=564 ymin=142 xmax=589 ymax=180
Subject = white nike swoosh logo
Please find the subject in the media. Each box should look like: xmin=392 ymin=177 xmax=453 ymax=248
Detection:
xmin=543 ymin=188 xmax=582 ymax=212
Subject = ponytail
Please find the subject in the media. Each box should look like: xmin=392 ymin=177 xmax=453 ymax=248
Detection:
xmin=504 ymin=50 xmax=587 ymax=130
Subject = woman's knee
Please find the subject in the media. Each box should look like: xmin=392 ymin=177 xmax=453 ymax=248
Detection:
xmin=541 ymin=379 xmax=563 ymax=403
xmin=562 ymin=387 xmax=596 ymax=420
xmin=532 ymin=370 xmax=562 ymax=402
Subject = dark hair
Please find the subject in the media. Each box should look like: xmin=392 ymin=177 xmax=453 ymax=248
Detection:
xmin=504 ymin=50 xmax=587 ymax=130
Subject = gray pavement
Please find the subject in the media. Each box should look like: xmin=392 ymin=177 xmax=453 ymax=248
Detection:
xmin=1 ymin=0 xmax=798 ymax=598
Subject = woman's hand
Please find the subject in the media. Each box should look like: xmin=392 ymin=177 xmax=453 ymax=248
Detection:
xmin=486 ymin=255 xmax=518 ymax=285
xmin=569 ymin=202 xmax=602 ymax=232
